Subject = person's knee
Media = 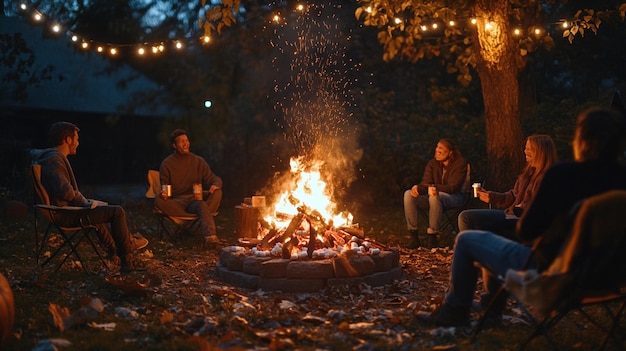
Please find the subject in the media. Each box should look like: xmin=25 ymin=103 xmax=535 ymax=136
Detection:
xmin=455 ymin=230 xmax=474 ymax=246
xmin=458 ymin=210 xmax=470 ymax=225
xmin=428 ymin=195 xmax=441 ymax=208
xmin=110 ymin=205 xmax=125 ymax=218
xmin=210 ymin=188 xmax=223 ymax=202
xmin=404 ymin=190 xmax=418 ymax=208
xmin=403 ymin=189 xmax=412 ymax=202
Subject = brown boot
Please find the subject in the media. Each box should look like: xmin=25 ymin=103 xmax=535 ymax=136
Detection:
xmin=408 ymin=230 xmax=421 ymax=249
xmin=427 ymin=234 xmax=439 ymax=248
xmin=120 ymin=253 xmax=147 ymax=274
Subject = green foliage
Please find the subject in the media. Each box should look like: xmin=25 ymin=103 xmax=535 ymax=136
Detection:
xmin=355 ymin=0 xmax=626 ymax=83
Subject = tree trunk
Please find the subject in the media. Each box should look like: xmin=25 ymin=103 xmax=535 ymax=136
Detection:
xmin=472 ymin=0 xmax=526 ymax=191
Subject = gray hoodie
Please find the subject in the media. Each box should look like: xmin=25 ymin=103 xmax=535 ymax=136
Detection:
xmin=30 ymin=148 xmax=90 ymax=207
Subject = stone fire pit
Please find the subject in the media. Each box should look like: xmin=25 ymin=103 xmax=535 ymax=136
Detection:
xmin=216 ymin=246 xmax=403 ymax=292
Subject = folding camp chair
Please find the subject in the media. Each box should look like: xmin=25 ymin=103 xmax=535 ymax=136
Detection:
xmin=419 ymin=163 xmax=472 ymax=243
xmin=474 ymin=190 xmax=626 ymax=350
xmin=31 ymin=164 xmax=109 ymax=274
xmin=145 ymin=170 xmax=200 ymax=239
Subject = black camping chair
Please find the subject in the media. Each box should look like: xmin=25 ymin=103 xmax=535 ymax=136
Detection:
xmin=31 ymin=164 xmax=109 ymax=274
xmin=145 ymin=170 xmax=200 ymax=239
xmin=473 ymin=190 xmax=626 ymax=350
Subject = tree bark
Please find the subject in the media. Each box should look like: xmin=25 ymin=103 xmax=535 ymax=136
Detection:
xmin=235 ymin=205 xmax=260 ymax=238
xmin=471 ymin=0 xmax=526 ymax=191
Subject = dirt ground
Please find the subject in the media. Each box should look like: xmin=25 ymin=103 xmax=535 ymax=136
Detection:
xmin=0 ymin=200 xmax=623 ymax=350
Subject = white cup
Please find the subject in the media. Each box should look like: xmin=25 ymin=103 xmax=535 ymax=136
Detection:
xmin=472 ymin=183 xmax=481 ymax=198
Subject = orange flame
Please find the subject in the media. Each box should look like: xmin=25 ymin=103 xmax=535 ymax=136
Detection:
xmin=263 ymin=156 xmax=353 ymax=231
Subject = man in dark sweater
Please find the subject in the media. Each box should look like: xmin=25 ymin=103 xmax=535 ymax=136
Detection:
xmin=415 ymin=108 xmax=626 ymax=327
xmin=31 ymin=122 xmax=148 ymax=273
xmin=155 ymin=129 xmax=223 ymax=245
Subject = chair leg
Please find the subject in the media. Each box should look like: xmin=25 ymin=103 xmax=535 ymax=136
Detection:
xmin=472 ymin=284 xmax=506 ymax=339
xmin=599 ymin=300 xmax=626 ymax=350
xmin=83 ymin=230 xmax=109 ymax=273
xmin=39 ymin=227 xmax=108 ymax=274
xmin=578 ymin=298 xmax=626 ymax=350
xmin=517 ymin=311 xmax=561 ymax=351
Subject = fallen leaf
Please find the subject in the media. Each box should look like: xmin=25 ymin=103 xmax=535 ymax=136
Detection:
xmin=48 ymin=303 xmax=71 ymax=332
xmin=48 ymin=302 xmax=99 ymax=331
xmin=278 ymin=300 xmax=297 ymax=309
xmin=105 ymin=275 xmax=155 ymax=297
xmin=160 ymin=310 xmax=175 ymax=324
xmin=88 ymin=322 xmax=116 ymax=331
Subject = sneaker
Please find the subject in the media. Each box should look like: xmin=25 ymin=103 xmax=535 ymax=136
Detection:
xmin=131 ymin=233 xmax=149 ymax=251
xmin=415 ymin=303 xmax=470 ymax=327
xmin=120 ymin=253 xmax=147 ymax=274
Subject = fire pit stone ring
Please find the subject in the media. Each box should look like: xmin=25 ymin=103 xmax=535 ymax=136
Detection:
xmin=216 ymin=246 xmax=403 ymax=292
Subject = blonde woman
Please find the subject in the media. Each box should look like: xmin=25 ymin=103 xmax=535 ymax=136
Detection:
xmin=458 ymin=134 xmax=558 ymax=239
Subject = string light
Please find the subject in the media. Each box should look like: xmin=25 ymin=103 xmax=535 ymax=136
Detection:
xmin=16 ymin=1 xmax=217 ymax=57
xmin=385 ymin=14 xmax=575 ymax=41
xmin=15 ymin=1 xmax=581 ymax=59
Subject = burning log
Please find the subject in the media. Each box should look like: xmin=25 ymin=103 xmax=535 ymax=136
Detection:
xmin=306 ymin=218 xmax=316 ymax=259
xmin=264 ymin=212 xmax=304 ymax=257
xmin=327 ymin=230 xmax=346 ymax=247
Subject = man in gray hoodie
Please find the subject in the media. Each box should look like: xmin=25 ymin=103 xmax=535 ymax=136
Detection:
xmin=31 ymin=121 xmax=148 ymax=273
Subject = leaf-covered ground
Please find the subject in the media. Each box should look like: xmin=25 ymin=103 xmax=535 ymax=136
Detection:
xmin=0 ymin=198 xmax=623 ymax=350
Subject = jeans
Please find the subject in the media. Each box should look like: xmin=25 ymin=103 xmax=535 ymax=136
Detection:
xmin=55 ymin=205 xmax=133 ymax=255
xmin=458 ymin=209 xmax=518 ymax=239
xmin=403 ymin=190 xmax=464 ymax=232
xmin=156 ymin=189 xmax=222 ymax=237
xmin=444 ymin=230 xmax=533 ymax=309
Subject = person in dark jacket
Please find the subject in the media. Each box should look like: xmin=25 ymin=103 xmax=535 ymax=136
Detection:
xmin=414 ymin=108 xmax=626 ymax=327
xmin=403 ymin=139 xmax=468 ymax=249
xmin=31 ymin=121 xmax=148 ymax=273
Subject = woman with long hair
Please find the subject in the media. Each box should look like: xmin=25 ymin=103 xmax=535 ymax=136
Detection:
xmin=458 ymin=134 xmax=558 ymax=239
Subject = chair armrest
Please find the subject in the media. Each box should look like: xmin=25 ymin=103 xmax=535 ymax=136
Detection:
xmin=35 ymin=204 xmax=89 ymax=211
